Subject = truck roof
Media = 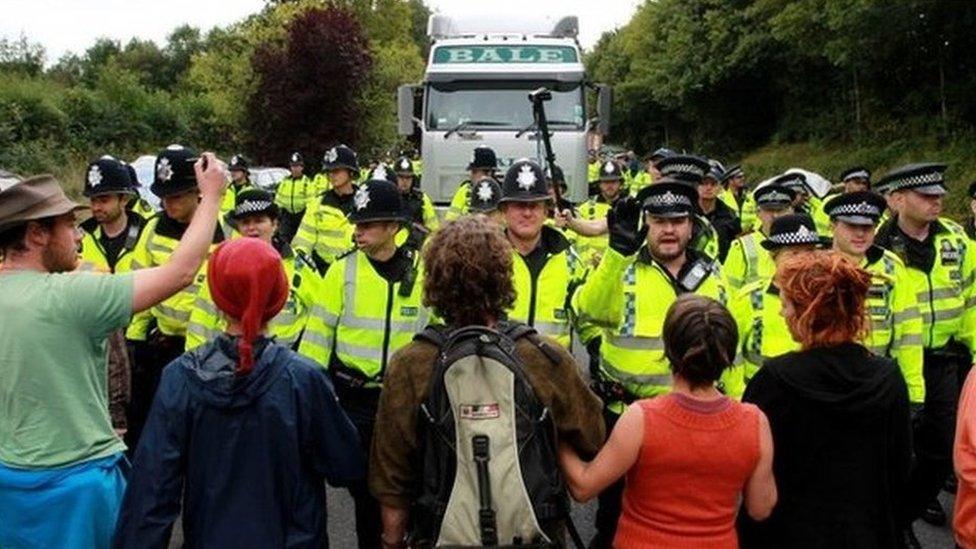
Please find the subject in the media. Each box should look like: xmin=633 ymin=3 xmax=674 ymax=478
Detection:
xmin=425 ymin=36 xmax=584 ymax=81
xmin=427 ymin=14 xmax=579 ymax=41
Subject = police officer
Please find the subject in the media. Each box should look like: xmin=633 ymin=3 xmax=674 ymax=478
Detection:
xmin=497 ymin=159 xmax=584 ymax=349
xmin=545 ymin=164 xmax=575 ymax=215
xmin=776 ymin=170 xmax=832 ymax=235
xmin=221 ymin=154 xmax=256 ymax=214
xmin=718 ymin=164 xmax=758 ymax=234
xmin=78 ymin=156 xmax=147 ymax=273
xmin=274 ymin=152 xmax=315 ymax=242
xmin=723 ymin=184 xmax=796 ymax=290
xmin=574 ymin=159 xmax=626 ymax=265
xmin=572 ymin=181 xmax=735 ymax=547
xmin=825 ymin=191 xmax=924 ymax=405
xmin=873 ymin=163 xmax=976 ymax=543
xmin=392 ymin=156 xmax=439 ymax=249
xmin=729 ymin=214 xmax=825 ymax=385
xmin=186 ymin=188 xmax=322 ymax=351
xmin=699 ymin=161 xmax=741 ymax=262
xmin=655 ymin=154 xmax=722 ymax=261
xmin=468 ymin=176 xmax=505 ymax=226
xmin=298 ymin=179 xmax=428 ymax=549
xmin=447 ymin=145 xmax=498 ymax=220
xmin=293 ymin=144 xmax=361 ymax=273
xmin=840 ymin=166 xmax=872 ymax=194
xmin=124 ymin=144 xmax=226 ymax=450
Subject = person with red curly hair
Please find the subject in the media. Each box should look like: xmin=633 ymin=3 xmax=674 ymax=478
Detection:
xmin=738 ymin=251 xmax=912 ymax=549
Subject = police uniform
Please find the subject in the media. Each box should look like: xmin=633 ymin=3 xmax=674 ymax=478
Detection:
xmin=575 ymin=160 xmax=626 ymax=264
xmin=447 ymin=146 xmax=497 ymax=220
xmin=78 ymin=156 xmax=147 ymax=273
xmin=123 ymin=144 xmax=226 ymax=451
xmin=776 ymin=171 xmax=832 ymax=236
xmin=718 ymin=165 xmax=758 ymax=234
xmin=220 ymin=154 xmax=257 ymax=225
xmin=873 ymin=163 xmax=976 ymax=530
xmin=656 ymin=154 xmax=722 ymax=261
xmin=392 ymin=157 xmax=439 ymax=249
xmin=730 ymin=214 xmax=826 ymax=384
xmin=572 ymin=182 xmax=735 ymax=547
xmin=824 ymin=191 xmax=924 ymax=403
xmin=292 ymin=144 xmax=361 ymax=273
xmin=840 ymin=166 xmax=872 ymax=192
xmin=185 ymin=189 xmax=322 ymax=351
xmin=274 ymin=152 xmax=316 ymax=242
xmin=701 ymin=161 xmax=742 ymax=262
xmin=722 ymin=185 xmax=795 ymax=290
xmin=298 ymin=179 xmax=428 ymax=548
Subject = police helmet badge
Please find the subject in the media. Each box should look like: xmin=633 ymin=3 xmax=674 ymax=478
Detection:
xmin=291 ymin=153 xmax=301 ymax=163
xmin=87 ymin=165 xmax=103 ymax=188
xmin=399 ymin=158 xmax=411 ymax=172
xmin=354 ymin=187 xmax=371 ymax=211
xmin=603 ymin=161 xmax=615 ymax=174
xmin=156 ymin=158 xmax=173 ymax=182
xmin=324 ymin=148 xmax=338 ymax=164
xmin=517 ymin=164 xmax=537 ymax=191
xmin=476 ymin=180 xmax=494 ymax=202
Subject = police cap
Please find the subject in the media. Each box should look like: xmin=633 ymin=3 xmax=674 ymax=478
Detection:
xmin=500 ymin=159 xmax=549 ymax=203
xmin=347 ymin=179 xmax=406 ymax=224
xmin=823 ymin=191 xmax=886 ymax=226
xmin=84 ymin=155 xmax=137 ymax=198
xmin=151 ymin=144 xmax=199 ymax=198
xmin=636 ymin=181 xmax=698 ymax=218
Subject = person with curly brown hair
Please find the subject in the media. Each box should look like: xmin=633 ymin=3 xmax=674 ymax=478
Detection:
xmin=368 ymin=215 xmax=605 ymax=549
xmin=738 ymin=251 xmax=912 ymax=549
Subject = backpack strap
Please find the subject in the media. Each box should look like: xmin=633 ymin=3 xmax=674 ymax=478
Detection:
xmin=413 ymin=324 xmax=447 ymax=347
xmin=499 ymin=322 xmax=562 ymax=367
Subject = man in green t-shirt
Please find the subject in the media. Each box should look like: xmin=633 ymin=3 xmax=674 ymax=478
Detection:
xmin=0 ymin=155 xmax=227 ymax=549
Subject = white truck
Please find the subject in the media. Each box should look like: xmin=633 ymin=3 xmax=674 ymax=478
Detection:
xmin=397 ymin=14 xmax=612 ymax=205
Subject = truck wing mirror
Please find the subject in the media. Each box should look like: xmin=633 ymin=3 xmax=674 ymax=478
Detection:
xmin=596 ymin=84 xmax=612 ymax=136
xmin=398 ymin=85 xmax=419 ymax=135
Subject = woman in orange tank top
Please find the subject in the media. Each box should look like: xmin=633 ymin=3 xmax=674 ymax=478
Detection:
xmin=559 ymin=294 xmax=777 ymax=548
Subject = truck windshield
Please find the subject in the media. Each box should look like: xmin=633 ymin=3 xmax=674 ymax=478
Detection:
xmin=426 ymin=81 xmax=585 ymax=131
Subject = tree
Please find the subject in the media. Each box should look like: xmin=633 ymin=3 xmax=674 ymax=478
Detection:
xmin=0 ymin=34 xmax=45 ymax=77
xmin=245 ymin=6 xmax=373 ymax=165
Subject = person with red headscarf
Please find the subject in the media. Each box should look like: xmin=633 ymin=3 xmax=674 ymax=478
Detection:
xmin=113 ymin=238 xmax=364 ymax=549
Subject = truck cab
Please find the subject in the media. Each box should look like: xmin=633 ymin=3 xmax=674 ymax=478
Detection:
xmin=398 ymin=15 xmax=611 ymax=206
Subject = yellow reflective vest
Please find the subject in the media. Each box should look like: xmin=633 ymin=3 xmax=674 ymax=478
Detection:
xmin=573 ymin=247 xmax=741 ymax=413
xmin=718 ymin=188 xmax=758 ymax=234
xmin=274 ymin=175 xmax=316 ymax=214
xmin=446 ymin=180 xmax=472 ymax=221
xmin=292 ymin=189 xmax=357 ymax=271
xmin=185 ymin=246 xmax=322 ymax=351
xmin=507 ymin=226 xmax=585 ymax=349
xmin=722 ymin=231 xmax=775 ymax=291
xmin=298 ymin=248 xmax=429 ymax=388
xmin=574 ymin=196 xmax=613 ymax=264
xmin=77 ymin=214 xmax=146 ymax=273
xmin=123 ymin=214 xmax=225 ymax=339
xmin=876 ymin=217 xmax=976 ymax=356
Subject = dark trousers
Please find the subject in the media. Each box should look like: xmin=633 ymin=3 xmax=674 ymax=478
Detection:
xmin=277 ymin=209 xmax=305 ymax=244
xmin=591 ymin=407 xmax=623 ymax=549
xmin=124 ymin=334 xmax=185 ymax=455
xmin=336 ymin=384 xmax=382 ymax=549
xmin=904 ymin=348 xmax=961 ymax=523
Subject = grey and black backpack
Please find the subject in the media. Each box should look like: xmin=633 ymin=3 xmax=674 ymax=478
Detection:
xmin=412 ymin=323 xmax=581 ymax=548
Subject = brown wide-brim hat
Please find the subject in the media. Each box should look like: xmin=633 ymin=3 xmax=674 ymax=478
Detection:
xmin=0 ymin=174 xmax=88 ymax=232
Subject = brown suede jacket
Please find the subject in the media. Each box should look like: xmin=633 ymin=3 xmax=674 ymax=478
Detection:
xmin=368 ymin=335 xmax=606 ymax=509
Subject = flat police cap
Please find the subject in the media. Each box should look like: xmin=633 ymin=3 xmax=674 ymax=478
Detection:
xmin=636 ymin=181 xmax=698 ymax=218
xmin=84 ymin=155 xmax=137 ymax=198
xmin=648 ymin=147 xmax=675 ymax=161
xmin=840 ymin=166 xmax=871 ymax=183
xmin=721 ymin=165 xmax=744 ymax=184
xmin=468 ymin=146 xmax=498 ymax=171
xmin=761 ymin=213 xmax=826 ymax=251
xmin=151 ymin=144 xmax=199 ymax=198
xmin=824 ymin=191 xmax=887 ymax=226
xmin=323 ymin=144 xmax=360 ymax=175
xmin=753 ymin=184 xmax=796 ymax=211
xmin=469 ymin=177 xmax=503 ymax=213
xmin=705 ymin=160 xmax=725 ymax=182
xmin=500 ymin=159 xmax=549 ymax=203
xmin=347 ymin=179 xmax=406 ymax=224
xmin=231 ymin=188 xmax=279 ymax=220
xmin=598 ymin=160 xmax=623 ymax=181
xmin=655 ymin=154 xmax=710 ymax=185
xmin=289 ymin=152 xmax=304 ymax=166
xmin=770 ymin=171 xmax=810 ymax=194
xmin=876 ymin=163 xmax=948 ymax=196
xmin=394 ymin=156 xmax=415 ymax=176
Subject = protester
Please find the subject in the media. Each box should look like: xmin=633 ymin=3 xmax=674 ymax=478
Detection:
xmin=738 ymin=251 xmax=912 ymax=548
xmin=558 ymin=294 xmax=776 ymax=548
xmin=369 ymin=216 xmax=605 ymax=548
xmin=0 ymin=155 xmax=225 ymax=549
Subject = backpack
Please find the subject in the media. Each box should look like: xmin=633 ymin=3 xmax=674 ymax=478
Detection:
xmin=412 ymin=322 xmax=582 ymax=548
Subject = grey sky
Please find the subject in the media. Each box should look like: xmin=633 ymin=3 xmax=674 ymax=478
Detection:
xmin=0 ymin=0 xmax=638 ymax=63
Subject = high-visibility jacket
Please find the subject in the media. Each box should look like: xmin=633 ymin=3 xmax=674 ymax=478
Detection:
xmin=411 ymin=159 xmax=423 ymax=176
xmin=78 ymin=213 xmax=146 ymax=273
xmin=292 ymin=188 xmax=358 ymax=272
xmin=628 ymin=171 xmax=653 ymax=193
xmin=274 ymin=175 xmax=316 ymax=214
xmin=298 ymin=248 xmax=429 ymax=388
xmin=184 ymin=246 xmax=322 ymax=351
xmin=123 ymin=214 xmax=225 ymax=340
xmin=801 ymin=195 xmax=832 ymax=236
xmin=573 ymin=247 xmax=740 ymax=413
xmin=876 ymin=216 xmax=976 ymax=356
xmin=574 ymin=196 xmax=613 ymax=263
xmin=507 ymin=226 xmax=585 ymax=349
xmin=130 ymin=197 xmax=156 ymax=219
xmin=446 ymin=180 xmax=472 ymax=221
xmin=311 ymin=173 xmax=331 ymax=195
xmin=402 ymin=189 xmax=440 ymax=249
xmin=718 ymin=188 xmax=758 ymax=234
xmin=730 ymin=249 xmax=926 ymax=402
xmin=693 ymin=213 xmax=721 ymax=261
xmin=587 ymin=161 xmax=601 ymax=185
xmin=722 ymin=231 xmax=774 ymax=291
xmin=220 ymin=182 xmax=257 ymax=214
